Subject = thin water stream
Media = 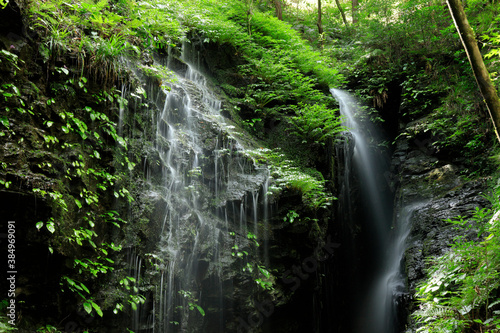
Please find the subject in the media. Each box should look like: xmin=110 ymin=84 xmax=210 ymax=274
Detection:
xmin=332 ymin=89 xmax=415 ymax=333
xmin=361 ymin=202 xmax=424 ymax=332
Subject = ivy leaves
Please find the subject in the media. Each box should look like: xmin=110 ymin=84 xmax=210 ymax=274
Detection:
xmin=28 ymin=77 xmax=135 ymax=322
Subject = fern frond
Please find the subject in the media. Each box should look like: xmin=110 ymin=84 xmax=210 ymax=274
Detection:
xmin=414 ymin=304 xmax=454 ymax=321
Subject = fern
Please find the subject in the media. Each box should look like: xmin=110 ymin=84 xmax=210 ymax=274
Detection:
xmin=414 ymin=304 xmax=454 ymax=320
xmin=413 ymin=189 xmax=500 ymax=332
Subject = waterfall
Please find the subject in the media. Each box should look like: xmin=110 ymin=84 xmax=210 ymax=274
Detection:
xmin=129 ymin=47 xmax=271 ymax=332
xmin=331 ymin=89 xmax=405 ymax=333
xmin=331 ymin=89 xmax=391 ymax=247
xmin=362 ymin=202 xmax=424 ymax=333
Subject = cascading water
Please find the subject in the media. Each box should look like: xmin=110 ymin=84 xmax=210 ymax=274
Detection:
xmin=331 ymin=89 xmax=391 ymax=247
xmin=362 ymin=202 xmax=425 ymax=333
xmin=128 ymin=46 xmax=272 ymax=332
xmin=331 ymin=89 xmax=406 ymax=333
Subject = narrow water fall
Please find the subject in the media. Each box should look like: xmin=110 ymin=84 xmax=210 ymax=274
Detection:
xmin=331 ymin=89 xmax=415 ymax=333
xmin=361 ymin=202 xmax=424 ymax=333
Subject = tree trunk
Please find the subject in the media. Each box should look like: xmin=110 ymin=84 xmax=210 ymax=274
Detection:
xmin=247 ymin=0 xmax=254 ymax=35
xmin=274 ymin=0 xmax=283 ymax=20
xmin=447 ymin=0 xmax=500 ymax=143
xmin=352 ymin=0 xmax=358 ymax=24
xmin=317 ymin=0 xmax=323 ymax=34
xmin=335 ymin=0 xmax=348 ymax=26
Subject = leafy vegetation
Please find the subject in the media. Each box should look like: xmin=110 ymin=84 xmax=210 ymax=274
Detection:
xmin=289 ymin=102 xmax=344 ymax=145
xmin=0 ymin=300 xmax=16 ymax=331
xmin=0 ymin=1 xmax=145 ymax=326
xmin=413 ymin=189 xmax=500 ymax=332
xmin=318 ymin=0 xmax=498 ymax=171
xmin=245 ymin=147 xmax=335 ymax=210
xmin=230 ymin=230 xmax=277 ymax=293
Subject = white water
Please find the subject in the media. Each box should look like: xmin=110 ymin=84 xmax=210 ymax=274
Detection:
xmin=331 ymin=89 xmax=412 ymax=333
xmin=124 ymin=45 xmax=273 ymax=332
xmin=154 ymin=61 xmax=231 ymax=332
xmin=331 ymin=89 xmax=391 ymax=247
xmin=361 ymin=202 xmax=424 ymax=333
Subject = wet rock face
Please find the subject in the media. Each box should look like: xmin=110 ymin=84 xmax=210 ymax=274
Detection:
xmin=391 ymin=118 xmax=490 ymax=328
xmin=404 ymin=181 xmax=489 ymax=289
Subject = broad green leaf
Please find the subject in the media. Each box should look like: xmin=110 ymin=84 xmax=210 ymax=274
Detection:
xmin=46 ymin=222 xmax=55 ymax=233
xmin=83 ymin=301 xmax=92 ymax=314
xmin=75 ymin=198 xmax=82 ymax=209
xmin=80 ymin=283 xmax=90 ymax=294
xmin=0 ymin=116 xmax=9 ymax=128
xmin=259 ymin=266 xmax=271 ymax=278
xmin=91 ymin=301 xmax=103 ymax=317
xmin=195 ymin=304 xmax=205 ymax=316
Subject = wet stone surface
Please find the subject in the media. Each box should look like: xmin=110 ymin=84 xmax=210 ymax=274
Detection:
xmin=391 ymin=119 xmax=490 ymax=331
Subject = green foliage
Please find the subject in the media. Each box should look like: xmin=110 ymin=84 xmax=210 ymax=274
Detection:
xmin=414 ymin=76 xmax=493 ymax=171
xmin=483 ymin=30 xmax=500 ymax=84
xmin=255 ymin=265 xmax=274 ymax=291
xmin=245 ymin=147 xmax=335 ymax=210
xmin=468 ymin=0 xmax=500 ymax=66
xmin=139 ymin=64 xmax=175 ymax=81
xmin=289 ymin=103 xmax=344 ymax=146
xmin=61 ymin=276 xmax=103 ymax=317
xmin=284 ymin=210 xmax=299 ymax=224
xmin=230 ymin=229 xmax=276 ymax=292
xmin=0 ymin=300 xmax=16 ymax=331
xmin=246 ymin=231 xmax=259 ymax=247
xmin=14 ymin=0 xmax=499 ymax=330
xmin=163 ymin=0 xmax=346 ymax=144
xmin=29 ymin=0 xmax=143 ymax=86
xmin=242 ymin=117 xmax=263 ymax=133
xmin=317 ymin=0 xmax=497 ymax=175
xmin=413 ymin=189 xmax=500 ymax=332
xmin=34 ymin=12 xmax=72 ymax=61
xmin=115 ymin=277 xmax=146 ymax=312
xmin=483 ymin=33 xmax=500 ymax=61
xmin=17 ymin=35 xmax=136 ymax=320
xmin=0 ymin=76 xmax=30 ymax=115
xmin=244 ymin=9 xmax=344 ymax=86
xmin=132 ymin=0 xmax=185 ymax=48
xmin=0 ymin=49 xmax=21 ymax=71
xmin=241 ymin=261 xmax=275 ymax=291
xmin=36 ymin=325 xmax=60 ymax=333
xmin=178 ymin=290 xmax=205 ymax=317
xmin=231 ymin=242 xmax=249 ymax=258
xmin=399 ymin=67 xmax=440 ymax=116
